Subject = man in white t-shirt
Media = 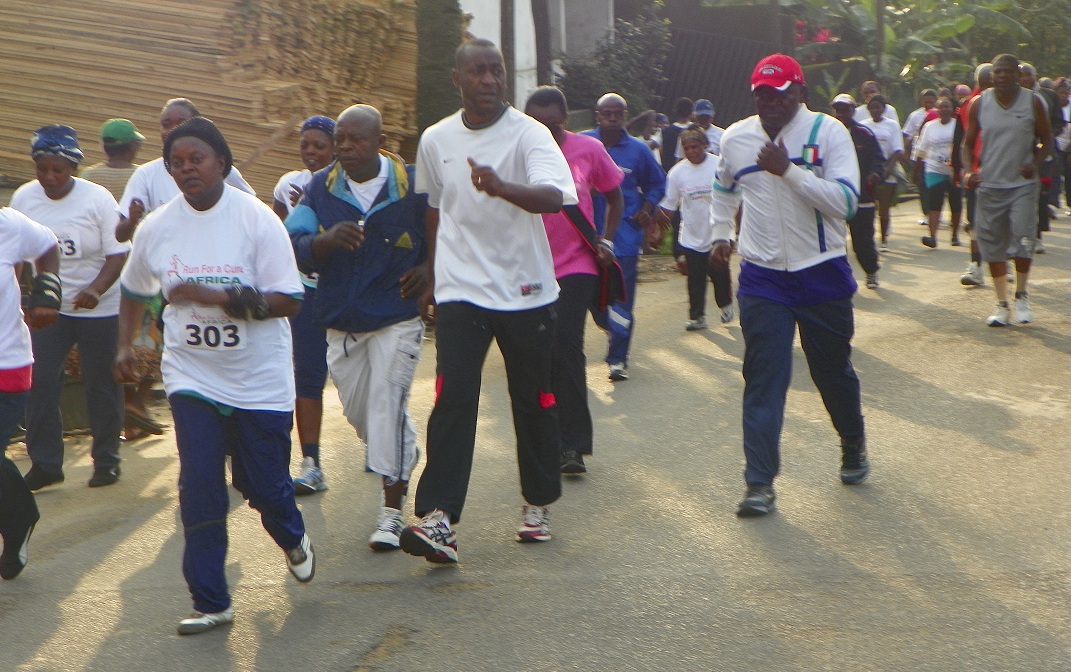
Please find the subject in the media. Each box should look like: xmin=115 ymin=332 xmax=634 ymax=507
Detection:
xmin=674 ymin=98 xmax=725 ymax=158
xmin=116 ymin=98 xmax=254 ymax=242
xmin=399 ymin=39 xmax=578 ymax=564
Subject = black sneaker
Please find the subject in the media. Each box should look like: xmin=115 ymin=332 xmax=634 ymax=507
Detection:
xmin=0 ymin=473 xmax=41 ymax=580
xmin=840 ymin=441 xmax=870 ymax=485
xmin=23 ymin=466 xmax=64 ymax=491
xmin=736 ymin=484 xmax=776 ymax=517
xmin=921 ymin=235 xmax=937 ymax=248
xmin=560 ymin=451 xmax=587 ymax=475
xmin=88 ymin=466 xmax=121 ymax=488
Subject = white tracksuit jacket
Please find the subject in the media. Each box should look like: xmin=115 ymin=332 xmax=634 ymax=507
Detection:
xmin=712 ymin=105 xmax=860 ymax=272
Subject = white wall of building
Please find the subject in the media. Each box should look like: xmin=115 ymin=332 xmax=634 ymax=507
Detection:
xmin=458 ymin=0 xmax=537 ymax=104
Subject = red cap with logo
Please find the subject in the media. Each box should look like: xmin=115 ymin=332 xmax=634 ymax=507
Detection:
xmin=751 ymin=54 xmax=805 ymax=91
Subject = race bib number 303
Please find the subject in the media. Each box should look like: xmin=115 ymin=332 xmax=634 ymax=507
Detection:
xmin=175 ymin=306 xmax=246 ymax=351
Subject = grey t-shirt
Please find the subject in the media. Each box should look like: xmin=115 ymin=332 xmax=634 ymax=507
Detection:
xmin=978 ymin=87 xmax=1038 ymax=189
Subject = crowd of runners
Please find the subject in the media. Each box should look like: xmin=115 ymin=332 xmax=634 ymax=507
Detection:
xmin=0 ymin=41 xmax=1064 ymax=636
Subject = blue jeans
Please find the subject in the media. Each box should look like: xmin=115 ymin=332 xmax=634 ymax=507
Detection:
xmin=739 ymin=295 xmax=865 ymax=486
xmin=169 ymin=394 xmax=305 ymax=613
xmin=605 ymin=255 xmax=638 ymax=366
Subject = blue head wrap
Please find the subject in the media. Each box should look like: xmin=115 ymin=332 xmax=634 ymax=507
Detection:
xmin=31 ymin=125 xmax=84 ymax=165
xmin=301 ymin=115 xmax=336 ymax=137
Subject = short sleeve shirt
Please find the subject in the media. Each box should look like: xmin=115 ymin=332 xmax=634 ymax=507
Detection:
xmin=540 ymin=132 xmax=624 ymax=278
xmin=416 ymin=107 xmax=578 ymax=310
xmin=10 ymin=178 xmax=129 ymax=316
xmin=120 ymin=187 xmax=302 ymax=411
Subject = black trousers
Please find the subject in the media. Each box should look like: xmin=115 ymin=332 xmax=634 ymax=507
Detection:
xmin=0 ymin=392 xmax=36 ymax=551
xmin=553 ymin=274 xmax=600 ymax=455
xmin=847 ymin=205 xmax=880 ymax=274
xmin=415 ymin=301 xmax=561 ymax=523
xmin=683 ymin=247 xmax=732 ymax=320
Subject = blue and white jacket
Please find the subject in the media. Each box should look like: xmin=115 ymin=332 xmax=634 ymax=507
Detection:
xmin=285 ymin=152 xmax=427 ymax=334
xmin=712 ymin=105 xmax=859 ymax=272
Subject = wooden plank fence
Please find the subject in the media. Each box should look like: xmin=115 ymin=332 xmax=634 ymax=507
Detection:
xmin=0 ymin=0 xmax=418 ymax=199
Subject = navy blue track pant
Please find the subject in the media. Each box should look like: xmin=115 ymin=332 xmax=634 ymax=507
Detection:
xmin=169 ymin=394 xmax=305 ymax=614
xmin=738 ymin=295 xmax=865 ymax=487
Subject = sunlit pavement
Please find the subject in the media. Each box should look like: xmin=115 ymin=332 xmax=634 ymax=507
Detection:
xmin=1 ymin=202 xmax=1068 ymax=671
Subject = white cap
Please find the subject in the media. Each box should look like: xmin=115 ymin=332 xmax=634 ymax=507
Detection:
xmin=831 ymin=93 xmax=856 ymax=106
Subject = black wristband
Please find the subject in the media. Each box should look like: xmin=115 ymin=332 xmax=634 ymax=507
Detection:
xmin=30 ymin=272 xmax=61 ymax=310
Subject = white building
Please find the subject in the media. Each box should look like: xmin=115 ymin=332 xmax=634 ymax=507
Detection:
xmin=458 ymin=0 xmax=614 ymax=105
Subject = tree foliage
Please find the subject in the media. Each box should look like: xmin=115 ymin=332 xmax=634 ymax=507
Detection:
xmin=703 ymin=0 xmax=1069 ymax=93
xmin=416 ymin=0 xmax=464 ymax=133
xmin=556 ymin=1 xmax=672 ymax=113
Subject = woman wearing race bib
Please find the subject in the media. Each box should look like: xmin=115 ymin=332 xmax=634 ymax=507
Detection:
xmin=114 ymin=117 xmax=315 ymax=635
xmin=9 ymin=125 xmax=129 ymax=490
xmin=913 ymin=96 xmax=964 ymax=248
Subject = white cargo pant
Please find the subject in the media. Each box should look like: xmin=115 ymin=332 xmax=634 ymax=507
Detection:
xmin=326 ymin=317 xmax=424 ymax=483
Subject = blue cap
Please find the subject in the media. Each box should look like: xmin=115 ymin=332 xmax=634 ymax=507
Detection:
xmin=694 ymin=99 xmax=714 ymax=116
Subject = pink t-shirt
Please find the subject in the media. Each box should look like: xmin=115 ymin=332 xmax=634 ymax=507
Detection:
xmin=541 ymin=132 xmax=624 ymax=278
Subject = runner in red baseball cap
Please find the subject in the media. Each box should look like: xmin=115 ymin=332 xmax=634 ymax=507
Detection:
xmin=750 ymin=54 xmax=806 ymax=91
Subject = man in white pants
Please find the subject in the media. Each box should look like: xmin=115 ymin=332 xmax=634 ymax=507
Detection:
xmin=285 ymin=104 xmax=430 ymax=550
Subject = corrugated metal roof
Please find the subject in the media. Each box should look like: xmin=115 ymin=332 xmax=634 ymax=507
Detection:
xmin=658 ymin=28 xmax=780 ymax=128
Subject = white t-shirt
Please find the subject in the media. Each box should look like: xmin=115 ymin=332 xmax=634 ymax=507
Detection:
xmin=902 ymin=106 xmax=928 ymax=139
xmin=415 ymin=107 xmax=578 ymax=310
xmin=0 ymin=208 xmax=58 ymax=369
xmin=861 ymin=117 xmax=905 ymax=183
xmin=273 ymin=168 xmax=320 ymax=288
xmin=346 ymin=155 xmax=389 ymax=213
xmin=660 ymin=154 xmax=719 ymax=252
xmin=273 ymin=168 xmax=312 ymax=215
xmin=673 ymin=124 xmax=725 ymax=159
xmin=117 ymin=157 xmax=255 ymax=218
xmin=10 ymin=178 xmax=129 ymax=317
xmin=915 ymin=118 xmax=957 ymax=176
xmin=120 ymin=187 xmax=302 ymax=411
xmin=855 ymin=103 xmax=900 ymax=125
xmin=1057 ymin=102 xmax=1070 ymax=153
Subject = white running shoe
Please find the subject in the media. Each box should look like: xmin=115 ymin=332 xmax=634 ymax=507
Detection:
xmin=684 ymin=316 xmax=708 ymax=331
xmin=369 ymin=506 xmax=405 ymax=551
xmin=1014 ymin=294 xmax=1033 ymax=323
xmin=293 ymin=456 xmax=328 ymax=495
xmin=719 ymin=305 xmax=735 ymax=323
xmin=516 ymin=504 xmax=551 ymax=543
xmin=986 ymin=303 xmax=1010 ymax=327
xmin=285 ymin=534 xmax=315 ymax=582
xmin=865 ymin=273 xmax=879 ymax=290
xmin=960 ymin=262 xmax=984 ymax=286
xmin=177 ymin=606 xmax=234 ymax=635
xmin=608 ymin=364 xmax=628 ymax=381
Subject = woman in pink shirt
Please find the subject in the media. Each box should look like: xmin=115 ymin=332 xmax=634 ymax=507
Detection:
xmin=525 ymin=87 xmax=624 ymax=475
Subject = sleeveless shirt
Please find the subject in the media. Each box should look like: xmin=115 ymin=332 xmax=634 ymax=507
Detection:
xmin=977 ymin=87 xmax=1038 ymax=189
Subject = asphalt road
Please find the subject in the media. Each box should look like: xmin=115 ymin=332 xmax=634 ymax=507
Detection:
xmin=0 ymin=203 xmax=1068 ymax=672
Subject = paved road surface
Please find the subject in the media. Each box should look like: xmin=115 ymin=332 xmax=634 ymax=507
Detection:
xmin=0 ymin=203 xmax=1068 ymax=671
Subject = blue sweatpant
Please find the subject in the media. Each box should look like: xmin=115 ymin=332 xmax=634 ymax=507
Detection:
xmin=605 ymin=254 xmax=638 ymax=367
xmin=288 ymin=284 xmax=328 ymax=402
xmin=738 ymin=295 xmax=865 ymax=487
xmin=169 ymin=394 xmax=305 ymax=614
